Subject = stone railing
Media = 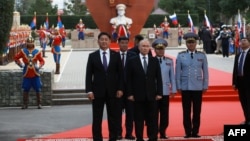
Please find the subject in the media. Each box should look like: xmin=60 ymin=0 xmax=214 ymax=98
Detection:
xmin=0 ymin=69 xmax=53 ymax=107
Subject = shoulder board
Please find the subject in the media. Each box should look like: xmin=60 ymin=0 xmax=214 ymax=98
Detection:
xmin=164 ymin=56 xmax=173 ymax=60
xmin=196 ymin=51 xmax=205 ymax=54
xmin=178 ymin=51 xmax=186 ymax=54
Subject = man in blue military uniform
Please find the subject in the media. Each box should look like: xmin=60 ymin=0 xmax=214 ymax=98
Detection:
xmin=152 ymin=39 xmax=177 ymax=139
xmin=175 ymin=32 xmax=209 ymax=138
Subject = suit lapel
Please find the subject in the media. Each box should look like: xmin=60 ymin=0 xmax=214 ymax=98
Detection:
xmin=95 ymin=50 xmax=106 ymax=71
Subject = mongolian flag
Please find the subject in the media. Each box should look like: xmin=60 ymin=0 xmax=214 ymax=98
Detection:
xmin=44 ymin=13 xmax=49 ymax=30
xmin=57 ymin=15 xmax=63 ymax=29
xmin=169 ymin=13 xmax=178 ymax=26
xmin=30 ymin=12 xmax=36 ymax=29
xmin=234 ymin=26 xmax=240 ymax=48
xmin=188 ymin=13 xmax=195 ymax=33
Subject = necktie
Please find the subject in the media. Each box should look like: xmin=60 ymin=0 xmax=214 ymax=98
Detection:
xmin=121 ymin=53 xmax=125 ymax=68
xmin=143 ymin=56 xmax=147 ymax=73
xmin=159 ymin=57 xmax=162 ymax=64
xmin=191 ymin=52 xmax=193 ymax=59
xmin=103 ymin=52 xmax=108 ymax=71
xmin=238 ymin=51 xmax=245 ymax=76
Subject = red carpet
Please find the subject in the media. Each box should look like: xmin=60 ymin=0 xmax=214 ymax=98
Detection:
xmin=39 ymin=101 xmax=243 ymax=139
xmin=19 ymin=49 xmax=241 ymax=140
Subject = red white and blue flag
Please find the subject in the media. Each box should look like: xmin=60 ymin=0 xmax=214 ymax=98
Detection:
xmin=57 ymin=15 xmax=63 ymax=29
xmin=169 ymin=13 xmax=178 ymax=26
xmin=204 ymin=13 xmax=211 ymax=29
xmin=237 ymin=12 xmax=242 ymax=33
xmin=188 ymin=13 xmax=195 ymax=33
xmin=44 ymin=13 xmax=49 ymax=30
xmin=30 ymin=13 xmax=36 ymax=29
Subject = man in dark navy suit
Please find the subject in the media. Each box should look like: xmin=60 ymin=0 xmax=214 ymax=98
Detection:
xmin=128 ymin=34 xmax=153 ymax=56
xmin=233 ymin=37 xmax=250 ymax=125
xmin=127 ymin=39 xmax=163 ymax=141
xmin=85 ymin=32 xmax=123 ymax=141
xmin=116 ymin=36 xmax=136 ymax=140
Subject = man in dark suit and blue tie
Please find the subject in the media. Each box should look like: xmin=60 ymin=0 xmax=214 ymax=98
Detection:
xmin=116 ymin=36 xmax=136 ymax=140
xmin=127 ymin=39 xmax=163 ymax=141
xmin=233 ymin=37 xmax=250 ymax=125
xmin=85 ymin=32 xmax=124 ymax=141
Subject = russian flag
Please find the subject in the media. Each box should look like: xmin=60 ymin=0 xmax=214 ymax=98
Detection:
xmin=188 ymin=14 xmax=195 ymax=33
xmin=169 ymin=13 xmax=178 ymax=25
xmin=30 ymin=15 xmax=36 ymax=29
xmin=204 ymin=13 xmax=211 ymax=28
xmin=57 ymin=15 xmax=63 ymax=29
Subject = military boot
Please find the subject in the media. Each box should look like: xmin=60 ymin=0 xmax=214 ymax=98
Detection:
xmin=21 ymin=92 xmax=29 ymax=109
xmin=55 ymin=63 xmax=60 ymax=74
xmin=36 ymin=93 xmax=42 ymax=109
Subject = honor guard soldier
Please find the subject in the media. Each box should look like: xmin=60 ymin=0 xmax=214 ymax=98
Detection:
xmin=160 ymin=16 xmax=170 ymax=39
xmin=51 ymin=27 xmax=62 ymax=74
xmin=14 ymin=35 xmax=45 ymax=109
xmin=152 ymin=39 xmax=177 ymax=139
xmin=76 ymin=19 xmax=85 ymax=40
xmin=175 ymin=32 xmax=209 ymax=138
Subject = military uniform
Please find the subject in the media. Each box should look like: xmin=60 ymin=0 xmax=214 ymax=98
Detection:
xmin=175 ymin=32 xmax=209 ymax=138
xmin=152 ymin=39 xmax=177 ymax=139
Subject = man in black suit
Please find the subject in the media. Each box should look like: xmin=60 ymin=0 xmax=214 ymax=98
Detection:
xmin=85 ymin=32 xmax=124 ymax=141
xmin=116 ymin=36 xmax=136 ymax=140
xmin=127 ymin=39 xmax=163 ymax=141
xmin=128 ymin=34 xmax=153 ymax=56
xmin=201 ymin=26 xmax=212 ymax=53
xmin=233 ymin=37 xmax=250 ymax=125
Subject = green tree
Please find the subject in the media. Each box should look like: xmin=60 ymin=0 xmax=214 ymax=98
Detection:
xmin=15 ymin=0 xmax=35 ymax=15
xmin=27 ymin=0 xmax=57 ymax=15
xmin=0 ymin=0 xmax=14 ymax=55
xmin=64 ymin=0 xmax=87 ymax=15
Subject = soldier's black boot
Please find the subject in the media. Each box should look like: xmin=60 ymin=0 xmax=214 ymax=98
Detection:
xmin=42 ymin=50 xmax=46 ymax=58
xmin=21 ymin=92 xmax=28 ymax=109
xmin=55 ymin=64 xmax=60 ymax=74
xmin=36 ymin=93 xmax=42 ymax=109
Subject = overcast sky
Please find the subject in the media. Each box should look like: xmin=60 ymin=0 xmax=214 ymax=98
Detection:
xmin=52 ymin=0 xmax=64 ymax=9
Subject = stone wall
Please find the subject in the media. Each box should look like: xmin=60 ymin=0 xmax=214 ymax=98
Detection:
xmin=0 ymin=69 xmax=54 ymax=107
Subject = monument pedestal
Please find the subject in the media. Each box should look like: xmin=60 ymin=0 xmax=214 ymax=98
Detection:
xmin=71 ymin=29 xmax=99 ymax=48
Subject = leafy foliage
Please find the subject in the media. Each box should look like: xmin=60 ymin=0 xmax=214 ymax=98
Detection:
xmin=64 ymin=0 xmax=87 ymax=15
xmin=27 ymin=0 xmax=57 ymax=15
xmin=0 ymin=0 xmax=14 ymax=55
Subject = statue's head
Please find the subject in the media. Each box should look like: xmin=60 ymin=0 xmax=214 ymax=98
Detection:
xmin=116 ymin=3 xmax=126 ymax=16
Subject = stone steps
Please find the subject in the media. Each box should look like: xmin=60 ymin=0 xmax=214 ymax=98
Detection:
xmin=52 ymin=89 xmax=91 ymax=105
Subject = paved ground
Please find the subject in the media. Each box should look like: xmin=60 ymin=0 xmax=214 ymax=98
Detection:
xmin=0 ymin=42 xmax=234 ymax=141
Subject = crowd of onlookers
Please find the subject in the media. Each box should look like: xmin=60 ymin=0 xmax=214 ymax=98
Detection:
xmin=198 ymin=24 xmax=250 ymax=56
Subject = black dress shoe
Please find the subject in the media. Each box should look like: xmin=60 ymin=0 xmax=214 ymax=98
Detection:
xmin=191 ymin=134 xmax=201 ymax=138
xmin=125 ymin=135 xmax=135 ymax=140
xmin=184 ymin=134 xmax=191 ymax=138
xmin=117 ymin=135 xmax=123 ymax=140
xmin=160 ymin=135 xmax=168 ymax=139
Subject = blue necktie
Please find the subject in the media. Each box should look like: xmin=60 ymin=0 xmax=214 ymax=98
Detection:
xmin=103 ymin=52 xmax=108 ymax=71
xmin=238 ymin=51 xmax=245 ymax=76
